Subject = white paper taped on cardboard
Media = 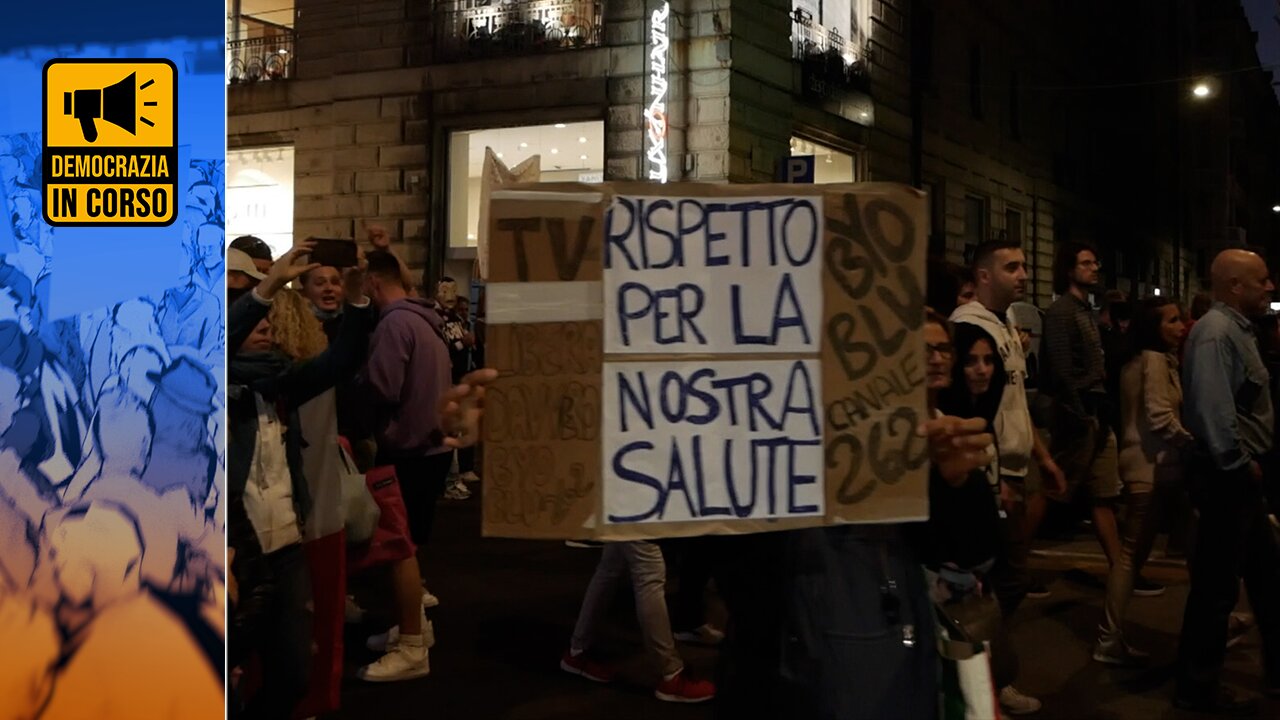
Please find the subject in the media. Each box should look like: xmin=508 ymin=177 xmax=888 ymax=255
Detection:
xmin=487 ymin=281 xmax=603 ymax=324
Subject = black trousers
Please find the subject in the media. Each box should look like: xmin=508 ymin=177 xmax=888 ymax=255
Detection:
xmin=232 ymin=543 xmax=312 ymax=720
xmin=661 ymin=536 xmax=720 ymax=632
xmin=1176 ymin=461 xmax=1280 ymax=700
xmin=381 ymin=451 xmax=453 ymax=547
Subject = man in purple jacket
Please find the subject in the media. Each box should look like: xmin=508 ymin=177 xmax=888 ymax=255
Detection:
xmin=363 ymin=249 xmax=453 ymax=540
xmin=361 ymin=251 xmax=453 ymax=583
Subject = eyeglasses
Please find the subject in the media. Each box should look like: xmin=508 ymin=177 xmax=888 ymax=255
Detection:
xmin=1078 ymin=260 xmax=1102 ymax=269
xmin=926 ymin=343 xmax=954 ymax=358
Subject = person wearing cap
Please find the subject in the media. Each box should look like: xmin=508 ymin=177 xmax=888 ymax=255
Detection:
xmin=226 ymin=242 xmax=374 ymax=718
xmin=228 ymin=247 xmax=266 ymax=290
xmin=60 ymin=344 xmax=219 ymax=599
xmin=230 ymin=235 xmax=275 ymax=275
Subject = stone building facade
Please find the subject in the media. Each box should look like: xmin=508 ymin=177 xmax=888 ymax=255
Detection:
xmin=227 ymin=0 xmax=1279 ymax=305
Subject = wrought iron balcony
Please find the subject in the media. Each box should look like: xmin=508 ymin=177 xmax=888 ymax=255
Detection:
xmin=435 ymin=0 xmax=603 ymax=61
xmin=791 ymin=9 xmax=870 ymax=97
xmin=227 ymin=32 xmax=295 ymax=84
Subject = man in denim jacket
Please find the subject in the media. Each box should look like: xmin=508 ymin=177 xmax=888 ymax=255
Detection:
xmin=1177 ymin=248 xmax=1279 ymax=716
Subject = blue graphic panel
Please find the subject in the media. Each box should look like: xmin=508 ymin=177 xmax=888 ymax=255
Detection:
xmin=0 ymin=6 xmax=226 ymax=718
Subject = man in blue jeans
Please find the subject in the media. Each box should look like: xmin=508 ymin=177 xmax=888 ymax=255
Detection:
xmin=1177 ymin=248 xmax=1280 ymax=716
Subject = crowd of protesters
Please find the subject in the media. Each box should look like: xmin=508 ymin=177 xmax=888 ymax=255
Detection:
xmin=224 ymin=228 xmax=1279 ymax=719
xmin=225 ymin=229 xmax=483 ymax=717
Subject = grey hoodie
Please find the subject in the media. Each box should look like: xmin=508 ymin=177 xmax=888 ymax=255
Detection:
xmin=951 ymin=300 xmax=1034 ymax=478
xmin=362 ymin=298 xmax=452 ymax=458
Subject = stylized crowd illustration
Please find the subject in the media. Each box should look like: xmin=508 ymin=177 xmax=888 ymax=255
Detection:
xmin=0 ymin=132 xmax=225 ymax=718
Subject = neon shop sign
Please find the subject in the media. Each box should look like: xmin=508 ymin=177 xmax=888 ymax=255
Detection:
xmin=645 ymin=2 xmax=670 ymax=183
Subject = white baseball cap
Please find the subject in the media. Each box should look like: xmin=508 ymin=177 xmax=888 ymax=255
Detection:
xmin=227 ymin=247 xmax=266 ymax=280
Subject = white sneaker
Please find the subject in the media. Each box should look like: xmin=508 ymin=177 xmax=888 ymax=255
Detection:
xmin=444 ymin=480 xmax=471 ymax=500
xmin=458 ymin=471 xmax=480 ymax=483
xmin=367 ymin=615 xmax=435 ymax=654
xmin=344 ymin=595 xmax=365 ymax=624
xmin=998 ymin=686 xmax=1042 ymax=715
xmin=357 ymin=642 xmax=430 ymax=682
xmin=422 ymin=588 xmax=440 ymax=608
xmin=673 ymin=624 xmax=726 ymax=646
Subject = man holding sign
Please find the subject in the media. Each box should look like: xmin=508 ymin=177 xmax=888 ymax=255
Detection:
xmin=469 ymin=181 xmax=997 ymax=715
xmin=439 ymin=369 xmax=997 ymax=717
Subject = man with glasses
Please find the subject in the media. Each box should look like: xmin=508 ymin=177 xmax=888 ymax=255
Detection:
xmin=1041 ymin=242 xmax=1144 ymax=593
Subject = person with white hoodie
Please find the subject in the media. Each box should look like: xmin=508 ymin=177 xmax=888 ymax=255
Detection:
xmin=950 ymin=239 xmax=1067 ymax=716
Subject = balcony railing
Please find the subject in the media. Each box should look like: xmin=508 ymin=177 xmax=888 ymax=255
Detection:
xmin=791 ymin=9 xmax=870 ymax=97
xmin=435 ymin=0 xmax=603 ymax=61
xmin=227 ymin=32 xmax=295 ymax=84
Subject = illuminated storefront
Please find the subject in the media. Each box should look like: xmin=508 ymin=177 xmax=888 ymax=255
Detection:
xmin=226 ymin=146 xmax=294 ymax=258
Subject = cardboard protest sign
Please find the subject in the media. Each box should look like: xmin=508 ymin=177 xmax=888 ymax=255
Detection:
xmin=482 ymin=182 xmax=928 ymax=541
xmin=476 ymin=148 xmax=540 ymax=280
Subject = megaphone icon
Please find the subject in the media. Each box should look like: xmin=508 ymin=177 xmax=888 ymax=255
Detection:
xmin=63 ymin=72 xmax=138 ymax=143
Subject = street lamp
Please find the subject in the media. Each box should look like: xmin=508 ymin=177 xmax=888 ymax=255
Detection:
xmin=1272 ymin=204 xmax=1280 ymax=213
xmin=1192 ymin=83 xmax=1211 ymax=98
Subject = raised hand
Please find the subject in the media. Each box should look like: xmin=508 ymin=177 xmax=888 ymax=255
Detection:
xmin=260 ymin=242 xmax=320 ymax=300
xmin=366 ymin=224 xmax=391 ymax=250
xmin=440 ymin=368 xmax=500 ymax=449
xmin=918 ymin=415 xmax=995 ymax=487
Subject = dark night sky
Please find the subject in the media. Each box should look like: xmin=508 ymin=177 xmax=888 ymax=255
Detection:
xmin=1242 ymin=0 xmax=1280 ymax=103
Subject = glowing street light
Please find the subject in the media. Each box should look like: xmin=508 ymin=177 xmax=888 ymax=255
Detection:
xmin=1191 ymin=82 xmax=1212 ymax=99
xmin=1272 ymin=204 xmax=1280 ymax=214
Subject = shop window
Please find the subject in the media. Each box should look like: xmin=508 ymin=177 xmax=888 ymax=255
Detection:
xmin=448 ymin=121 xmax=604 ymax=248
xmin=788 ymin=136 xmax=863 ymax=184
xmin=227 ymin=146 xmax=294 ymax=259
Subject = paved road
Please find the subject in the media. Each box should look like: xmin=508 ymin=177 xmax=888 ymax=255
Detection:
xmin=329 ymin=495 xmax=1277 ymax=720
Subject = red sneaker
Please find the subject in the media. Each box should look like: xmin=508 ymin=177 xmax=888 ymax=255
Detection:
xmin=654 ymin=670 xmax=716 ymax=703
xmin=560 ymin=650 xmax=616 ymax=683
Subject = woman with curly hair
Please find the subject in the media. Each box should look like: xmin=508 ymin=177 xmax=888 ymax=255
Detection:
xmin=226 ymin=245 xmax=375 ymax=718
xmin=267 ymin=289 xmax=329 ymax=363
